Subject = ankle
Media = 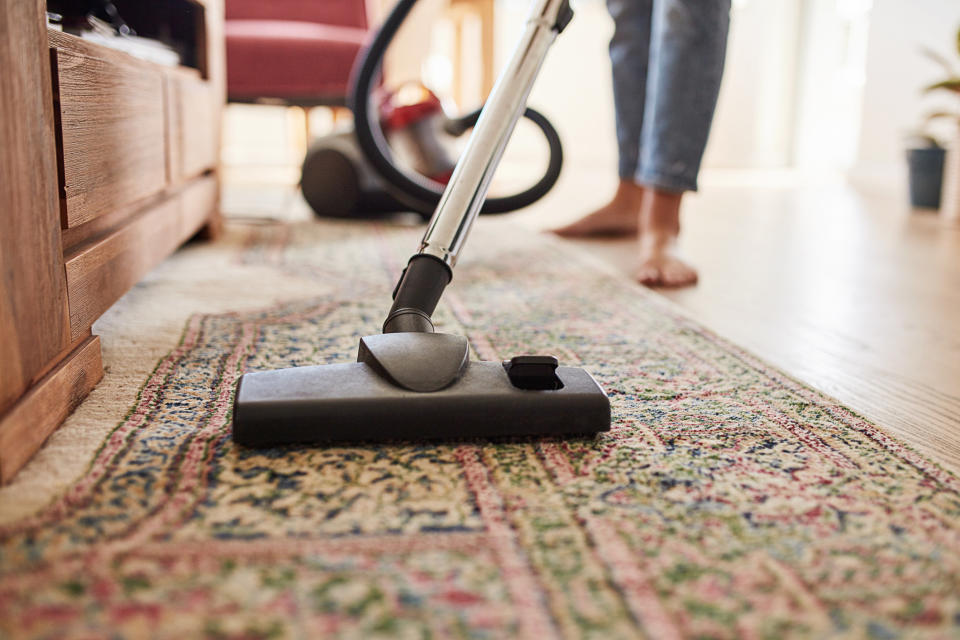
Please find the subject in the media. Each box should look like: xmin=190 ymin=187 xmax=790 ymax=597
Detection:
xmin=638 ymin=228 xmax=677 ymax=254
xmin=613 ymin=180 xmax=645 ymax=208
xmin=640 ymin=188 xmax=682 ymax=237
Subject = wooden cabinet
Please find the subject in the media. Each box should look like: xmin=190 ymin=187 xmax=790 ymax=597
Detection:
xmin=0 ymin=0 xmax=224 ymax=484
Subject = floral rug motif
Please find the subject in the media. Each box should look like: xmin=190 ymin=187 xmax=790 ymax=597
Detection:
xmin=1 ymin=220 xmax=959 ymax=639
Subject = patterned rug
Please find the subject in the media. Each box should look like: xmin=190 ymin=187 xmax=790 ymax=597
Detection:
xmin=1 ymin=219 xmax=959 ymax=639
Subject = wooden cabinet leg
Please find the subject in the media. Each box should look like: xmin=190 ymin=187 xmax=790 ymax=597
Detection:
xmin=196 ymin=207 xmax=224 ymax=241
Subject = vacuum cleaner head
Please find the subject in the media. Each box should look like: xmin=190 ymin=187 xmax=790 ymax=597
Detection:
xmin=233 ymin=332 xmax=610 ymax=446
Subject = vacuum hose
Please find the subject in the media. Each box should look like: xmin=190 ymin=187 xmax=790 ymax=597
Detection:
xmin=349 ymin=0 xmax=564 ymax=215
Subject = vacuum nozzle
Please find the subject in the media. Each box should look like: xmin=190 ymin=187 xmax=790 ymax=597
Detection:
xmin=232 ymin=333 xmax=610 ymax=447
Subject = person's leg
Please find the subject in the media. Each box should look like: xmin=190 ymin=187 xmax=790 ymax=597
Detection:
xmin=635 ymin=0 xmax=730 ymax=286
xmin=553 ymin=0 xmax=652 ymax=237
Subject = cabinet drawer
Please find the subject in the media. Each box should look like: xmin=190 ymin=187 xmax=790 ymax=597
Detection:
xmin=54 ymin=42 xmax=168 ymax=228
xmin=167 ymin=72 xmax=219 ymax=182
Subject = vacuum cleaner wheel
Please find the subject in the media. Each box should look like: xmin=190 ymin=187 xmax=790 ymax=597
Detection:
xmin=300 ymin=146 xmax=361 ymax=218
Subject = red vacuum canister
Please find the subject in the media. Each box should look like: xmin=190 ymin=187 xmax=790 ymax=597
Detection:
xmin=300 ymin=82 xmax=457 ymax=219
xmin=379 ymin=84 xmax=456 ymax=184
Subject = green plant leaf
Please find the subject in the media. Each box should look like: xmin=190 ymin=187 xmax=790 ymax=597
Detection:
xmin=924 ymin=111 xmax=960 ymax=122
xmin=923 ymin=78 xmax=960 ymax=94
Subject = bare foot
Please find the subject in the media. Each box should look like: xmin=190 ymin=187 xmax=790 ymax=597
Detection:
xmin=636 ymin=238 xmax=698 ymax=287
xmin=552 ymin=180 xmax=644 ymax=238
xmin=635 ymin=189 xmax=698 ymax=288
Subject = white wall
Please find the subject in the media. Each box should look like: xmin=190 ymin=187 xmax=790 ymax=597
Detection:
xmin=792 ymin=0 xmax=872 ymax=175
xmin=703 ymin=0 xmax=803 ymax=169
xmin=849 ymin=0 xmax=960 ymax=190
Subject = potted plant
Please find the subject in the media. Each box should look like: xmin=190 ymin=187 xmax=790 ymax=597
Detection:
xmin=906 ymin=133 xmax=946 ymax=209
xmin=919 ymin=26 xmax=960 ymax=217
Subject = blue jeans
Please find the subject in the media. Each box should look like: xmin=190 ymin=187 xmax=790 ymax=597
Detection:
xmin=608 ymin=0 xmax=730 ymax=192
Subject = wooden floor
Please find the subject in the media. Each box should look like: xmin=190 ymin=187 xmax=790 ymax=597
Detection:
xmin=517 ymin=177 xmax=960 ymax=475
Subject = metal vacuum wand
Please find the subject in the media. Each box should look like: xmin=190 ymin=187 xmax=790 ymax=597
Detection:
xmin=384 ymin=0 xmax=574 ymax=334
xmin=420 ymin=0 xmax=573 ymax=268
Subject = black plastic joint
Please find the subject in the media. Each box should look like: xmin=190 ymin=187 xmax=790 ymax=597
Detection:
xmin=554 ymin=0 xmax=574 ymax=33
xmin=384 ymin=254 xmax=452 ymax=333
xmin=382 ymin=308 xmax=435 ymax=334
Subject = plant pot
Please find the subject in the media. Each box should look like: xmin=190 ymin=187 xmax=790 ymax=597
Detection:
xmin=906 ymin=147 xmax=946 ymax=209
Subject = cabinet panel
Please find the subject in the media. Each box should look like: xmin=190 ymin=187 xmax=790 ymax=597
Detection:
xmin=180 ymin=172 xmax=219 ymax=236
xmin=54 ymin=35 xmax=168 ymax=228
xmin=167 ymin=71 xmax=219 ymax=182
xmin=0 ymin=2 xmax=70 ymax=416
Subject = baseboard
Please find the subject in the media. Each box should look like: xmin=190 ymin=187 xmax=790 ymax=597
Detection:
xmin=0 ymin=335 xmax=103 ymax=485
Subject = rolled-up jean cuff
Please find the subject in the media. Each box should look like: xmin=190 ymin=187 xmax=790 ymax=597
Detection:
xmin=636 ymin=169 xmax=698 ymax=193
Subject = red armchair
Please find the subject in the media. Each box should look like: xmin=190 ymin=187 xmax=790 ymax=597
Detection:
xmin=225 ymin=0 xmax=373 ymax=106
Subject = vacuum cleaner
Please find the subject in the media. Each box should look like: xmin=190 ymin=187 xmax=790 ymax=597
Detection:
xmin=233 ymin=0 xmax=611 ymax=445
xmin=300 ymin=8 xmax=565 ymax=219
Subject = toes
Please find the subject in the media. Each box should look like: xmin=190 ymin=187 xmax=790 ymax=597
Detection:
xmin=635 ymin=263 xmax=663 ymax=286
xmin=636 ymin=256 xmax=697 ymax=288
